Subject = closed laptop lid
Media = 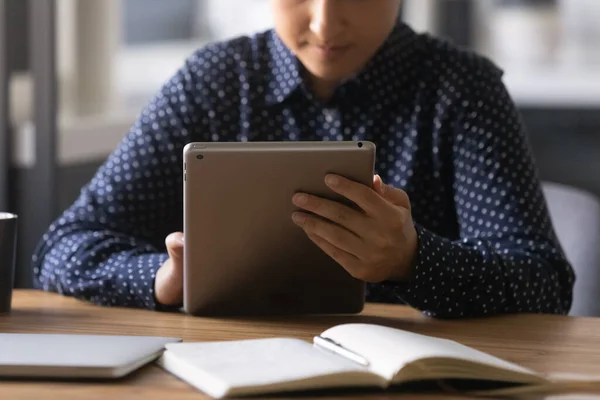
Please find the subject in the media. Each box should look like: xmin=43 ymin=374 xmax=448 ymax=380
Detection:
xmin=0 ymin=333 xmax=180 ymax=378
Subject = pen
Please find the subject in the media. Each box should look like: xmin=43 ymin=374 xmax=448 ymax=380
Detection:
xmin=313 ymin=335 xmax=370 ymax=367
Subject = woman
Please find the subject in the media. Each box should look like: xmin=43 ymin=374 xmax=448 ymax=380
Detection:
xmin=33 ymin=0 xmax=574 ymax=318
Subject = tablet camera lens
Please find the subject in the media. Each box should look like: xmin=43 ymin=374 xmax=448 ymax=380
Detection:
xmin=196 ymin=154 xmax=204 ymax=160
xmin=358 ymin=142 xmax=363 ymax=148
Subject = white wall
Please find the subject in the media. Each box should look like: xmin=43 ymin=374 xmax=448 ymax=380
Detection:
xmin=200 ymin=0 xmax=273 ymax=39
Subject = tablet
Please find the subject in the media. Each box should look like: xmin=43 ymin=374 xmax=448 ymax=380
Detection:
xmin=183 ymin=141 xmax=376 ymax=316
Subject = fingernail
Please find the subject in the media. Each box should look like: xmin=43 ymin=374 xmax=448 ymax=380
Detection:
xmin=292 ymin=213 xmax=306 ymax=224
xmin=325 ymin=175 xmax=339 ymax=187
xmin=293 ymin=193 xmax=308 ymax=206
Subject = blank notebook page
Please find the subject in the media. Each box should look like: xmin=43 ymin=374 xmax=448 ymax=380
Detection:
xmin=164 ymin=338 xmax=367 ymax=387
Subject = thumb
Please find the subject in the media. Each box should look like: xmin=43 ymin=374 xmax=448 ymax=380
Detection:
xmin=373 ymin=174 xmax=411 ymax=210
xmin=165 ymin=232 xmax=184 ymax=267
xmin=155 ymin=232 xmax=185 ymax=306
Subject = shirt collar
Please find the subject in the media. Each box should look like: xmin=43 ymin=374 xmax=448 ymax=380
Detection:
xmin=264 ymin=22 xmax=418 ymax=107
xmin=264 ymin=31 xmax=304 ymax=106
xmin=352 ymin=22 xmax=418 ymax=97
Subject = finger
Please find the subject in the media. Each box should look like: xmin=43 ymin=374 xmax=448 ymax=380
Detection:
xmin=373 ymin=174 xmax=385 ymax=196
xmin=292 ymin=193 xmax=365 ymax=234
xmin=306 ymin=233 xmax=362 ymax=277
xmin=375 ymin=176 xmax=411 ymax=210
xmin=385 ymin=186 xmax=411 ymax=210
xmin=325 ymin=174 xmax=390 ymax=217
xmin=292 ymin=212 xmax=365 ymax=258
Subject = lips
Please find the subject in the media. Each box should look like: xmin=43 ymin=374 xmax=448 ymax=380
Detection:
xmin=317 ymin=43 xmax=345 ymax=50
xmin=316 ymin=43 xmax=349 ymax=51
xmin=313 ymin=43 xmax=351 ymax=59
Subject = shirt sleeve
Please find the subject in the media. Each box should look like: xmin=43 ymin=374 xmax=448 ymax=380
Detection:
xmin=32 ymin=55 xmax=208 ymax=310
xmin=377 ymin=67 xmax=575 ymax=318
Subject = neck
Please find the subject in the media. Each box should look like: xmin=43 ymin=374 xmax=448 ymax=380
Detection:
xmin=307 ymin=75 xmax=338 ymax=103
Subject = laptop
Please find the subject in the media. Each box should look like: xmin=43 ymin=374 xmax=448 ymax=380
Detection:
xmin=0 ymin=333 xmax=180 ymax=379
xmin=183 ymin=141 xmax=376 ymax=316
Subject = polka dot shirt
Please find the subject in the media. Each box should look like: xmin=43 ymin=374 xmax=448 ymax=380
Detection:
xmin=32 ymin=22 xmax=574 ymax=318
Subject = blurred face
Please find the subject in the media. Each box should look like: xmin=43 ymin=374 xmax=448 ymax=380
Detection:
xmin=271 ymin=0 xmax=402 ymax=98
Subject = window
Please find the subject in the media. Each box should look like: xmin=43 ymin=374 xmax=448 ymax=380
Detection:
xmin=123 ymin=0 xmax=200 ymax=45
xmin=117 ymin=0 xmax=273 ymax=111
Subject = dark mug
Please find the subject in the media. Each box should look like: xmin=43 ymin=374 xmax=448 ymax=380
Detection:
xmin=0 ymin=213 xmax=17 ymax=314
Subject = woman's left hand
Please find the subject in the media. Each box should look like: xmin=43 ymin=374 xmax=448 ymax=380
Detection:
xmin=292 ymin=174 xmax=418 ymax=283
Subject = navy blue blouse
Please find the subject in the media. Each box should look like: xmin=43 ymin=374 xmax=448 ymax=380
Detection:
xmin=33 ymin=22 xmax=574 ymax=318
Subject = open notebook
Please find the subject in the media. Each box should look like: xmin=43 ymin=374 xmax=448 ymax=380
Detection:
xmin=157 ymin=323 xmax=600 ymax=398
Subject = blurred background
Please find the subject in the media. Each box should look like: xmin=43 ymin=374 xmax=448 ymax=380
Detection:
xmin=2 ymin=0 xmax=600 ymax=289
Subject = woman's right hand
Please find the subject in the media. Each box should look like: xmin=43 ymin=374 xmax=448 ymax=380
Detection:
xmin=155 ymin=232 xmax=184 ymax=307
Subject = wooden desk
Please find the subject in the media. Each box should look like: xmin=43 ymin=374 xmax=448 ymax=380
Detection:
xmin=1 ymin=290 xmax=600 ymax=399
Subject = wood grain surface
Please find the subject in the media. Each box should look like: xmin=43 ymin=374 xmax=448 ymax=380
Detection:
xmin=1 ymin=290 xmax=600 ymax=399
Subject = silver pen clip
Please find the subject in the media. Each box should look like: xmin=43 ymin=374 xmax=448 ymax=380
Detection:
xmin=313 ymin=335 xmax=370 ymax=367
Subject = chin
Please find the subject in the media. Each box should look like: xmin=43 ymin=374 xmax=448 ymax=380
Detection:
xmin=298 ymin=51 xmax=364 ymax=83
xmin=304 ymin=64 xmax=356 ymax=83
